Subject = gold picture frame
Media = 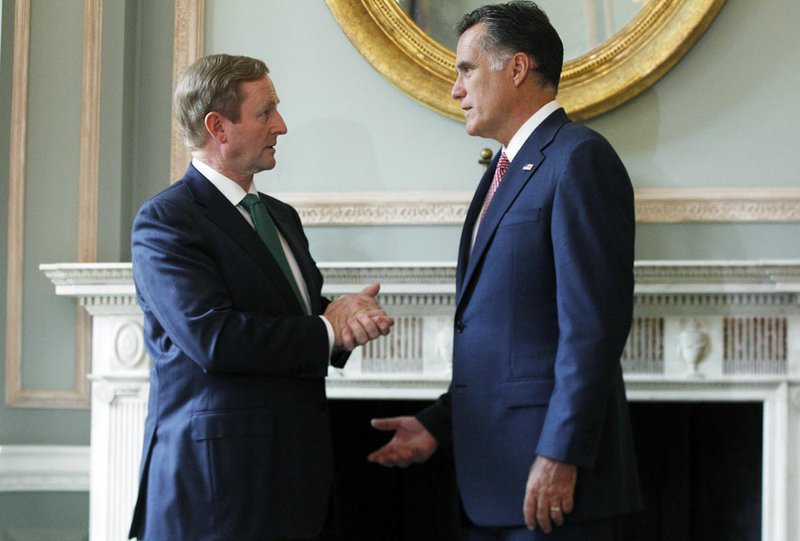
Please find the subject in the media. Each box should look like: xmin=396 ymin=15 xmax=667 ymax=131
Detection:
xmin=324 ymin=0 xmax=727 ymax=121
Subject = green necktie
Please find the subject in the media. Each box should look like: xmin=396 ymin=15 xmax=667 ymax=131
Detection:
xmin=240 ymin=194 xmax=306 ymax=312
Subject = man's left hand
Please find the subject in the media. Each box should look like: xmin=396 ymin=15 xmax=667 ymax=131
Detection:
xmin=523 ymin=455 xmax=577 ymax=533
xmin=324 ymin=283 xmax=394 ymax=350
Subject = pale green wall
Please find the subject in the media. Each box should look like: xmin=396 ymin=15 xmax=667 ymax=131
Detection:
xmin=1 ymin=0 xmax=798 ymax=536
xmin=199 ymin=0 xmax=799 ymax=262
xmin=126 ymin=0 xmax=173 ymax=248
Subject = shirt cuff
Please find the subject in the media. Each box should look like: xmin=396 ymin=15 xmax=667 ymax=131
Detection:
xmin=320 ymin=315 xmax=335 ymax=358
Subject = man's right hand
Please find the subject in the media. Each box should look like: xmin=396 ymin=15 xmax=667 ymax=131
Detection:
xmin=367 ymin=416 xmax=438 ymax=467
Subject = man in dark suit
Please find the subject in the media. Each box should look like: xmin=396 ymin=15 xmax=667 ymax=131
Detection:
xmin=128 ymin=54 xmax=393 ymax=541
xmin=369 ymin=3 xmax=641 ymax=539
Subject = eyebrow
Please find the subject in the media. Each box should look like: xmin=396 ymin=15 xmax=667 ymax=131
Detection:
xmin=456 ymin=60 xmax=476 ymax=71
xmin=260 ymin=98 xmax=279 ymax=110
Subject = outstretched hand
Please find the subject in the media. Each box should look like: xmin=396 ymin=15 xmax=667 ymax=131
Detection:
xmin=324 ymin=283 xmax=394 ymax=351
xmin=367 ymin=416 xmax=438 ymax=468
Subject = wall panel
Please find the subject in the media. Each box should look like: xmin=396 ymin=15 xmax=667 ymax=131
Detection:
xmin=5 ymin=0 xmax=103 ymax=408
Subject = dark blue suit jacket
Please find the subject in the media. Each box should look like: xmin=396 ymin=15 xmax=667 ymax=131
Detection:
xmin=419 ymin=108 xmax=641 ymax=527
xmin=128 ymin=165 xmax=345 ymax=540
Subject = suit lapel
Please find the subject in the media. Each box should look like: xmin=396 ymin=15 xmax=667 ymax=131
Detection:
xmin=456 ymin=153 xmax=498 ymax=302
xmin=181 ymin=166 xmax=305 ymax=314
xmin=264 ymin=197 xmax=322 ymax=314
xmin=458 ymin=109 xmax=570 ymax=310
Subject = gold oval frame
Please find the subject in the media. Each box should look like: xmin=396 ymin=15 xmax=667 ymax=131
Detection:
xmin=325 ymin=0 xmax=726 ymax=121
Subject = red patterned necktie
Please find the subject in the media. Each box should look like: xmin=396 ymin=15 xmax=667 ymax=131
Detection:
xmin=480 ymin=152 xmax=510 ymax=221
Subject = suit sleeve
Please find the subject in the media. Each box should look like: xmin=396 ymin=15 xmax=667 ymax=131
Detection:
xmin=416 ymin=388 xmax=453 ymax=448
xmin=132 ymin=196 xmax=331 ymax=377
xmin=535 ymin=136 xmax=635 ymax=470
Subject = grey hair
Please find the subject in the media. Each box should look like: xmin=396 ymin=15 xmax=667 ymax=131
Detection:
xmin=174 ymin=54 xmax=269 ymax=150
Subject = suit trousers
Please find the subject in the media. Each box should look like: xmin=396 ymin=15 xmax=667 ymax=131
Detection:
xmin=467 ymin=516 xmax=623 ymax=541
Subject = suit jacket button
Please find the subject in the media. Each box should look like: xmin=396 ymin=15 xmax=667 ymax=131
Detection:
xmin=455 ymin=321 xmax=465 ymax=333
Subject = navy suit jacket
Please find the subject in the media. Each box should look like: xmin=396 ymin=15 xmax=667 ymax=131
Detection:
xmin=128 ymin=165 xmax=345 ymax=540
xmin=419 ymin=108 xmax=641 ymax=527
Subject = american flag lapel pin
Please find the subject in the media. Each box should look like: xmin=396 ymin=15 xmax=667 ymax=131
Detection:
xmin=522 ymin=163 xmax=534 ymax=171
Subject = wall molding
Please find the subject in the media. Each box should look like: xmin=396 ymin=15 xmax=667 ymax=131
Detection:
xmin=269 ymin=188 xmax=800 ymax=226
xmin=5 ymin=0 xmax=31 ymax=408
xmin=170 ymin=0 xmax=204 ymax=181
xmin=0 ymin=445 xmax=90 ymax=492
xmin=277 ymin=191 xmax=471 ymax=226
xmin=4 ymin=0 xmax=100 ymax=409
xmin=77 ymin=0 xmax=102 ymax=264
xmin=634 ymin=187 xmax=800 ymax=223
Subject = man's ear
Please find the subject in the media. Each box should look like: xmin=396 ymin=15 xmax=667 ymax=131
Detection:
xmin=511 ymin=52 xmax=534 ymax=87
xmin=204 ymin=112 xmax=227 ymax=144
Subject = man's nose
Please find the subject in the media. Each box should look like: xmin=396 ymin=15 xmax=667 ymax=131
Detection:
xmin=275 ymin=111 xmax=288 ymax=135
xmin=451 ymin=77 xmax=465 ymax=100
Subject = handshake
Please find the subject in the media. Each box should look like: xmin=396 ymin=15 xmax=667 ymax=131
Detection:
xmin=323 ymin=283 xmax=393 ymax=351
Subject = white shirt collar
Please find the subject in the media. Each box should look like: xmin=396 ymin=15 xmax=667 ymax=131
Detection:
xmin=503 ymin=100 xmax=561 ymax=162
xmin=192 ymin=158 xmax=258 ymax=205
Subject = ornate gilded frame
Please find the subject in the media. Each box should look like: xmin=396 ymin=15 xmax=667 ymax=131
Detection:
xmin=324 ymin=0 xmax=727 ymax=121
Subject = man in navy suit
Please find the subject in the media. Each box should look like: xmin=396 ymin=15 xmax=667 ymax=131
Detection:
xmin=369 ymin=3 xmax=641 ymax=539
xmin=128 ymin=54 xmax=393 ymax=541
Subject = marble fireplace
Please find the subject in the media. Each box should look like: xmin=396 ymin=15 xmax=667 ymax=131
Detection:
xmin=41 ymin=261 xmax=800 ymax=540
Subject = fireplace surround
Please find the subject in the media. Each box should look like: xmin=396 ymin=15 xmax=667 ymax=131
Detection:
xmin=40 ymin=260 xmax=800 ymax=540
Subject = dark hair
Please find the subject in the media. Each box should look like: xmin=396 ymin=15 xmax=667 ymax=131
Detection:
xmin=175 ymin=54 xmax=269 ymax=149
xmin=456 ymin=1 xmax=563 ymax=91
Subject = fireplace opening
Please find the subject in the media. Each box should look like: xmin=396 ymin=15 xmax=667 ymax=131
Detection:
xmin=325 ymin=400 xmax=763 ymax=541
xmin=626 ymin=401 xmax=763 ymax=541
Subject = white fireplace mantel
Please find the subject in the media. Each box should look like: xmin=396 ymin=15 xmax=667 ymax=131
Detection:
xmin=40 ymin=260 xmax=800 ymax=541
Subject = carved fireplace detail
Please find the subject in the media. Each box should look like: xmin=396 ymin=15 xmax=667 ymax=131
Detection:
xmin=41 ymin=261 xmax=800 ymax=541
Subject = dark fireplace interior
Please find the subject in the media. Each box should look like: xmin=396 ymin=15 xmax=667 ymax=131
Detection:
xmin=324 ymin=400 xmax=763 ymax=541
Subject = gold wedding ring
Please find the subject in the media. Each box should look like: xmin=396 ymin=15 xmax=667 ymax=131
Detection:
xmin=549 ymin=505 xmax=561 ymax=513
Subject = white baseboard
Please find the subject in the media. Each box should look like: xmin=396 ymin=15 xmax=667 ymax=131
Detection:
xmin=0 ymin=445 xmax=89 ymax=492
